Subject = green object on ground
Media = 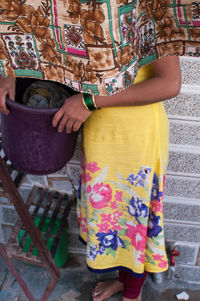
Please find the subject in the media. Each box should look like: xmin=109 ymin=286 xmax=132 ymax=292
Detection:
xmin=18 ymin=217 xmax=68 ymax=267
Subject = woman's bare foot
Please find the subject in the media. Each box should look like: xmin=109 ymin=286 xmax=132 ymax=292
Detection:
xmin=122 ymin=293 xmax=141 ymax=301
xmin=92 ymin=279 xmax=124 ymax=301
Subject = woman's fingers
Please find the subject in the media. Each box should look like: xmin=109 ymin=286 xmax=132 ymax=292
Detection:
xmin=54 ymin=114 xmax=82 ymax=134
xmin=0 ymin=92 xmax=9 ymax=115
xmin=57 ymin=115 xmax=69 ymax=133
xmin=73 ymin=121 xmax=82 ymax=132
xmin=52 ymin=109 xmax=64 ymax=128
xmin=8 ymin=77 xmax=16 ymax=101
xmin=8 ymin=86 xmax=15 ymax=101
xmin=0 ymin=76 xmax=15 ymax=114
xmin=0 ymin=104 xmax=9 ymax=115
xmin=52 ymin=93 xmax=91 ymax=133
xmin=65 ymin=119 xmax=75 ymax=134
xmin=52 ymin=109 xmax=75 ymax=134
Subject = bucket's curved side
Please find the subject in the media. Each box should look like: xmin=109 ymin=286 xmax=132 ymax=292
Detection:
xmin=1 ymin=102 xmax=78 ymax=175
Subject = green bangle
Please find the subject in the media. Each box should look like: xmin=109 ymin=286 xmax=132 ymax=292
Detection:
xmin=83 ymin=93 xmax=96 ymax=111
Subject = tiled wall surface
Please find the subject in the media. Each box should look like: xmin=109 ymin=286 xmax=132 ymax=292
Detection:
xmin=0 ymin=56 xmax=199 ymax=283
xmin=163 ymin=56 xmax=200 ymax=283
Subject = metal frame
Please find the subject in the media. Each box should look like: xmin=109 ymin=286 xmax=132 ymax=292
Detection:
xmin=0 ymin=154 xmax=73 ymax=301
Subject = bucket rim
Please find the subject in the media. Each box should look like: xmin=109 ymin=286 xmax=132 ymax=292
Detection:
xmin=6 ymin=97 xmax=59 ymax=115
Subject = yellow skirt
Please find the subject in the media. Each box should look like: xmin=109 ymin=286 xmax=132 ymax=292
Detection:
xmin=77 ymin=65 xmax=169 ymax=276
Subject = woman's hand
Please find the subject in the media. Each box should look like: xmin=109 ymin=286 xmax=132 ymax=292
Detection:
xmin=52 ymin=93 xmax=92 ymax=133
xmin=0 ymin=76 xmax=16 ymax=114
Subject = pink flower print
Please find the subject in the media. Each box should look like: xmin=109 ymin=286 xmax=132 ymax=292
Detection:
xmin=151 ymin=200 xmax=163 ymax=214
xmin=97 ymin=222 xmax=110 ymax=233
xmin=158 ymin=260 xmax=168 ymax=268
xmin=153 ymin=254 xmax=164 ymax=261
xmin=115 ymin=191 xmax=123 ymax=202
xmin=101 ymin=213 xmax=112 ymax=223
xmin=110 ymin=201 xmax=117 ymax=209
xmin=110 ymin=219 xmax=118 ymax=226
xmin=112 ymin=216 xmax=121 ymax=226
xmin=77 ymin=216 xmax=80 ymax=226
xmin=87 ymin=185 xmax=91 ymax=193
xmin=111 ymin=224 xmax=122 ymax=231
xmin=126 ymin=223 xmax=147 ymax=252
xmin=80 ymin=217 xmax=87 ymax=233
xmin=113 ymin=210 xmax=123 ymax=218
xmin=86 ymin=162 xmax=101 ymax=173
xmin=138 ymin=252 xmax=145 ymax=264
xmin=89 ymin=183 xmax=112 ymax=209
xmin=81 ymin=172 xmax=92 ymax=183
xmin=78 ymin=212 xmax=87 ymax=233
xmin=163 ymin=175 xmax=166 ymax=195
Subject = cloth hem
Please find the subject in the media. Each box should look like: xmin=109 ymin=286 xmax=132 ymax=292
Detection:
xmin=79 ymin=235 xmax=148 ymax=278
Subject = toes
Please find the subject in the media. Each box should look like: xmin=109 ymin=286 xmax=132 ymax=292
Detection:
xmin=95 ymin=282 xmax=104 ymax=288
xmin=92 ymin=291 xmax=99 ymax=297
xmin=92 ymin=282 xmax=104 ymax=296
xmin=92 ymin=295 xmax=104 ymax=301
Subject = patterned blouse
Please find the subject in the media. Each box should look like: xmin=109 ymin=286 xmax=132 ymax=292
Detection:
xmin=0 ymin=0 xmax=199 ymax=96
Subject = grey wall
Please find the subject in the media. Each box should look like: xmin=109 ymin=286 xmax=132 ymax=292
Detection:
xmin=163 ymin=56 xmax=200 ymax=283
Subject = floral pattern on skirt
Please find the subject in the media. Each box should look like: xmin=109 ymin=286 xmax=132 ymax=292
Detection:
xmin=77 ymin=160 xmax=168 ymax=275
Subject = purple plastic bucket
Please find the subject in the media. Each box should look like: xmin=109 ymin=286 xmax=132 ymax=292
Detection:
xmin=1 ymin=98 xmax=78 ymax=175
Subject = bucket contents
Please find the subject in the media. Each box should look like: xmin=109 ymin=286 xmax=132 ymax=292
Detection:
xmin=22 ymin=81 xmax=71 ymax=109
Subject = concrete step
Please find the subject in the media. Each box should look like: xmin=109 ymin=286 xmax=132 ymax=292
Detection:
xmin=164 ymin=198 xmax=200 ymax=224
xmin=180 ymin=56 xmax=200 ymax=87
xmin=169 ymin=120 xmax=200 ymax=147
xmin=164 ymin=221 xmax=200 ymax=244
xmin=164 ymin=93 xmax=200 ymax=120
xmin=165 ymin=173 xmax=200 ymax=199
xmin=168 ymin=149 xmax=200 ymax=175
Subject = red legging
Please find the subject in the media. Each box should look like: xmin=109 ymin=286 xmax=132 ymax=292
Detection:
xmin=118 ymin=271 xmax=147 ymax=299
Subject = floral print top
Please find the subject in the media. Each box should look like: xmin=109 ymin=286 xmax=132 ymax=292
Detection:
xmin=0 ymin=0 xmax=199 ymax=96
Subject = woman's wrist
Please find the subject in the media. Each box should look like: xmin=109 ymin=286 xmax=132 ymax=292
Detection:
xmin=81 ymin=93 xmax=100 ymax=111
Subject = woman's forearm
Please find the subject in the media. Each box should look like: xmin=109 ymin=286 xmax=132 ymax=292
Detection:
xmin=95 ymin=56 xmax=181 ymax=108
xmin=95 ymin=76 xmax=181 ymax=108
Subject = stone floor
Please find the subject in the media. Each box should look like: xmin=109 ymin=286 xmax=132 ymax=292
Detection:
xmin=0 ymin=253 xmax=200 ymax=301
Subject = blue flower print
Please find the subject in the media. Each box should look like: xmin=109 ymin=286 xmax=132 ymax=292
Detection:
xmin=127 ymin=197 xmax=148 ymax=223
xmin=147 ymin=212 xmax=162 ymax=238
xmin=87 ymin=244 xmax=106 ymax=261
xmin=151 ymin=173 xmax=163 ymax=202
xmin=87 ymin=245 xmax=98 ymax=261
xmin=127 ymin=174 xmax=137 ymax=185
xmin=138 ymin=167 xmax=151 ymax=180
xmin=96 ymin=230 xmax=125 ymax=251
xmin=98 ymin=245 xmax=106 ymax=255
xmin=77 ymin=177 xmax=81 ymax=200
xmin=127 ymin=166 xmax=151 ymax=187
xmin=136 ymin=166 xmax=152 ymax=187
xmin=87 ymin=246 xmax=98 ymax=261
